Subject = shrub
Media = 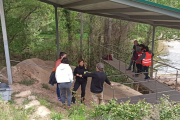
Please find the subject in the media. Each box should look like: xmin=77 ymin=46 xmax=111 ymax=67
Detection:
xmin=19 ymin=78 xmax=35 ymax=86
xmin=42 ymin=83 xmax=50 ymax=90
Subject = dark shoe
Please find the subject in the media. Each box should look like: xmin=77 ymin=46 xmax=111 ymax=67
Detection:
xmin=132 ymin=70 xmax=135 ymax=72
xmin=126 ymin=68 xmax=131 ymax=71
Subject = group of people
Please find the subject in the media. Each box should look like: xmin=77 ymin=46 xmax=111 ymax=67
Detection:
xmin=49 ymin=52 xmax=113 ymax=108
xmin=127 ymin=40 xmax=153 ymax=79
xmin=49 ymin=40 xmax=153 ymax=107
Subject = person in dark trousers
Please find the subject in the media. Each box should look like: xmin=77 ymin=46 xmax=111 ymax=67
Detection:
xmin=55 ymin=52 xmax=67 ymax=101
xmin=72 ymin=58 xmax=88 ymax=104
xmin=135 ymin=47 xmax=143 ymax=77
xmin=127 ymin=40 xmax=139 ymax=71
xmin=80 ymin=63 xmax=114 ymax=105
xmin=136 ymin=46 xmax=154 ymax=80
xmin=56 ymin=58 xmax=73 ymax=108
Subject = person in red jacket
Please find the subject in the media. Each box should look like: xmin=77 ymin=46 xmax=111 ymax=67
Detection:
xmin=55 ymin=52 xmax=67 ymax=101
xmin=136 ymin=46 xmax=153 ymax=80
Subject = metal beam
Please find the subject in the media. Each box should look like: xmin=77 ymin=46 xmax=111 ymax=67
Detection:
xmin=63 ymin=0 xmax=108 ymax=8
xmin=83 ymin=7 xmax=148 ymax=13
xmin=55 ymin=6 xmax=60 ymax=59
xmin=111 ymin=0 xmax=180 ymax=19
xmin=130 ymin=15 xmax=180 ymax=20
xmin=0 ymin=0 xmax=13 ymax=84
xmin=154 ymin=21 xmax=180 ymax=27
xmin=93 ymin=13 xmax=154 ymax=25
xmin=39 ymin=0 xmax=62 ymax=7
xmin=80 ymin=13 xmax=83 ymax=57
xmin=150 ymin=26 xmax=156 ymax=78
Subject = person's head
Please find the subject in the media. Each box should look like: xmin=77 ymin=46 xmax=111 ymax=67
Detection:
xmin=96 ymin=63 xmax=104 ymax=72
xmin=136 ymin=46 xmax=141 ymax=53
xmin=134 ymin=40 xmax=138 ymax=46
xmin=78 ymin=58 xmax=84 ymax=67
xmin=145 ymin=46 xmax=149 ymax=52
xmin=139 ymin=44 xmax=145 ymax=50
xmin=61 ymin=58 xmax=69 ymax=64
xmin=59 ymin=52 xmax=67 ymax=59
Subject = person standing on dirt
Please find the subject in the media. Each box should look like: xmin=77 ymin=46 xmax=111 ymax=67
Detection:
xmin=127 ymin=40 xmax=139 ymax=72
xmin=136 ymin=46 xmax=153 ymax=80
xmin=55 ymin=52 xmax=67 ymax=101
xmin=79 ymin=63 xmax=114 ymax=105
xmin=72 ymin=58 xmax=88 ymax=104
xmin=56 ymin=58 xmax=73 ymax=108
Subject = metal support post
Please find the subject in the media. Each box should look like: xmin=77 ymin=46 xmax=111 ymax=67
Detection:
xmin=0 ymin=0 xmax=13 ymax=84
xmin=175 ymin=70 xmax=178 ymax=90
xmin=55 ymin=6 xmax=60 ymax=59
xmin=80 ymin=13 xmax=83 ymax=58
xmin=150 ymin=26 xmax=156 ymax=78
xmin=119 ymin=54 xmax=120 ymax=71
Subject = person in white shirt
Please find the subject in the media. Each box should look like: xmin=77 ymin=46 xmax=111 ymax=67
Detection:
xmin=56 ymin=58 xmax=73 ymax=108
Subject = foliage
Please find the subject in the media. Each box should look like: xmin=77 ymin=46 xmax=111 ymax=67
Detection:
xmin=19 ymin=78 xmax=35 ymax=86
xmin=42 ymin=83 xmax=50 ymax=90
xmin=0 ymin=100 xmax=29 ymax=120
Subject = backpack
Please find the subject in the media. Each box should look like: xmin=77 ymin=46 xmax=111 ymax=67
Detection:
xmin=49 ymin=71 xmax=57 ymax=85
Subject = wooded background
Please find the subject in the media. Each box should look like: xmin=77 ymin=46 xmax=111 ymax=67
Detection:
xmin=0 ymin=0 xmax=180 ymax=71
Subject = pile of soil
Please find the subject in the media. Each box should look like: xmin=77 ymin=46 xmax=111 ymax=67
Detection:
xmin=0 ymin=58 xmax=141 ymax=106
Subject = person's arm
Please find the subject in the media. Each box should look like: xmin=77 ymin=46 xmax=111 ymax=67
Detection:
xmin=82 ymin=72 xmax=95 ymax=78
xmin=105 ymin=76 xmax=114 ymax=86
xmin=69 ymin=67 xmax=74 ymax=83
xmin=73 ymin=67 xmax=78 ymax=76
xmin=136 ymin=53 xmax=146 ymax=62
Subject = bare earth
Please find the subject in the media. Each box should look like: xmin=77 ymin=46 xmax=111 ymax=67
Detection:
xmin=0 ymin=58 xmax=142 ymax=116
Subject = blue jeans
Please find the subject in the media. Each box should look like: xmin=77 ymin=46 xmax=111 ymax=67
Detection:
xmin=59 ymin=82 xmax=72 ymax=106
xmin=57 ymin=83 xmax=61 ymax=98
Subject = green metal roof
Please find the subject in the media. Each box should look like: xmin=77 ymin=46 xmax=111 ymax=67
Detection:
xmin=135 ymin=0 xmax=180 ymax=13
xmin=39 ymin=0 xmax=180 ymax=29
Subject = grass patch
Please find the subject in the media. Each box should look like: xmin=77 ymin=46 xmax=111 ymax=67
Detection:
xmin=0 ymin=100 xmax=29 ymax=120
xmin=8 ymin=99 xmax=16 ymax=104
xmin=23 ymin=98 xmax=31 ymax=105
xmin=12 ymin=91 xmax=20 ymax=97
xmin=51 ymin=112 xmax=64 ymax=120
xmin=19 ymin=78 xmax=35 ymax=86
xmin=42 ymin=83 xmax=50 ymax=90
xmin=39 ymin=99 xmax=50 ymax=108
xmin=26 ymin=106 xmax=36 ymax=115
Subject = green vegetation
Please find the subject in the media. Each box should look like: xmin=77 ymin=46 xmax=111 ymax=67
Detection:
xmin=19 ymin=78 xmax=35 ymax=86
xmin=42 ymin=83 xmax=50 ymax=90
xmin=0 ymin=0 xmax=179 ymax=71
xmin=49 ymin=96 xmax=180 ymax=120
xmin=23 ymin=98 xmax=31 ymax=105
xmin=0 ymin=101 xmax=28 ymax=120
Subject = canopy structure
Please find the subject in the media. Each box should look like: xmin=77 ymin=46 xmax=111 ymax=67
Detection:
xmin=1 ymin=0 xmax=180 ymax=84
xmin=40 ymin=0 xmax=180 ymax=29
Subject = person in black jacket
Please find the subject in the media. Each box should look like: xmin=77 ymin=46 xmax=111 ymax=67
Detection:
xmin=80 ymin=63 xmax=114 ymax=105
xmin=72 ymin=58 xmax=88 ymax=104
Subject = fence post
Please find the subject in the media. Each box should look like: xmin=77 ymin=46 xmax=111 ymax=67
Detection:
xmin=119 ymin=54 xmax=120 ymax=71
xmin=155 ymin=70 xmax=158 ymax=103
xmin=175 ymin=70 xmax=178 ymax=91
xmin=113 ymin=87 xmax=115 ymax=99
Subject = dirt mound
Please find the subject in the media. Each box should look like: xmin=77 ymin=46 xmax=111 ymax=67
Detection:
xmin=0 ymin=58 xmax=141 ymax=103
